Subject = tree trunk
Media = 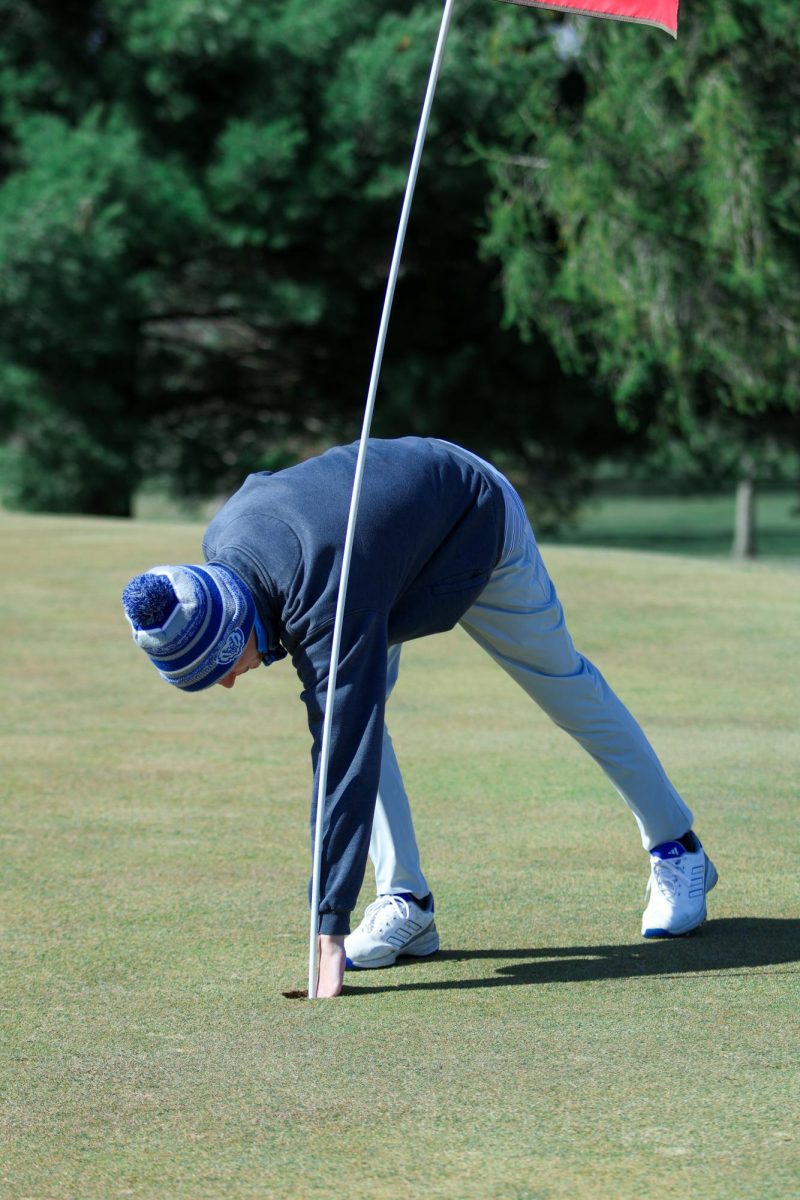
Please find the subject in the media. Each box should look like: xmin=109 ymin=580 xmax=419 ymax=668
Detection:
xmin=733 ymin=459 xmax=757 ymax=559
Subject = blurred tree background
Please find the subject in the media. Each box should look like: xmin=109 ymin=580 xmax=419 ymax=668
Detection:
xmin=0 ymin=0 xmax=797 ymax=544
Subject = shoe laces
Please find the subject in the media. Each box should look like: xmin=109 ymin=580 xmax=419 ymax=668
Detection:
xmin=362 ymin=895 xmax=411 ymax=932
xmin=649 ymin=856 xmax=685 ymax=900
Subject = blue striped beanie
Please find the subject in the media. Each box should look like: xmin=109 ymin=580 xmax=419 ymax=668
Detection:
xmin=121 ymin=563 xmax=256 ymax=692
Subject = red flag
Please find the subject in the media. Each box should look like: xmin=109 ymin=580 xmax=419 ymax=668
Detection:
xmin=498 ymin=0 xmax=679 ymax=38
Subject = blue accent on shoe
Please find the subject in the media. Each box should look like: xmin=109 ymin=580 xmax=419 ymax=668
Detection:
xmin=345 ymin=956 xmax=360 ymax=971
xmin=650 ymin=839 xmax=686 ymax=860
xmin=386 ymin=891 xmax=434 ymax=912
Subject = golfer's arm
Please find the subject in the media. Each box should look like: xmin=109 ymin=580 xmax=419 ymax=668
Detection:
xmin=296 ymin=611 xmax=389 ymax=936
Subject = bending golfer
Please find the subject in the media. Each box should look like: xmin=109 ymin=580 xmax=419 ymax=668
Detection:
xmin=122 ymin=437 xmax=717 ymax=998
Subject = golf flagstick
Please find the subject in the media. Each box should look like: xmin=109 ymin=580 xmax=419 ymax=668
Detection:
xmin=307 ymin=0 xmax=457 ymax=999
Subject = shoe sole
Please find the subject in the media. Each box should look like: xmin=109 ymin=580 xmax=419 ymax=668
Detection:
xmin=345 ymin=926 xmax=440 ymax=970
xmin=642 ymin=857 xmax=719 ymax=939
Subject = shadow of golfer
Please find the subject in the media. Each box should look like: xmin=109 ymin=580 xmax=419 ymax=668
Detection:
xmin=341 ymin=917 xmax=800 ymax=995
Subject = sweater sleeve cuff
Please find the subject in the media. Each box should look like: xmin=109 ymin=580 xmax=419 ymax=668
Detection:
xmin=318 ymin=910 xmax=351 ymax=936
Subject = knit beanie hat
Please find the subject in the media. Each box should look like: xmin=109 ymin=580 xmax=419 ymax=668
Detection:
xmin=121 ymin=563 xmax=256 ymax=692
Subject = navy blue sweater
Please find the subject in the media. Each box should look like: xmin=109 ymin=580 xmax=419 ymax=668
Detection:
xmin=203 ymin=438 xmax=506 ymax=934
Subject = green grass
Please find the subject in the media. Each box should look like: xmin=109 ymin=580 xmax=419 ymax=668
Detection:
xmin=553 ymin=490 xmax=800 ymax=560
xmin=1 ymin=511 xmax=798 ymax=1200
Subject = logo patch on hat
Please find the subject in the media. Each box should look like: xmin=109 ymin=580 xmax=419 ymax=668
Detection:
xmin=216 ymin=627 xmax=246 ymax=666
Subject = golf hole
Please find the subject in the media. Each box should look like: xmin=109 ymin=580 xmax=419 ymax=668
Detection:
xmin=282 ymin=989 xmax=308 ymax=1000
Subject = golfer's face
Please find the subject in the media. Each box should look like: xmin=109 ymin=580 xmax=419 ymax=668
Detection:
xmin=217 ymin=629 xmax=262 ymax=689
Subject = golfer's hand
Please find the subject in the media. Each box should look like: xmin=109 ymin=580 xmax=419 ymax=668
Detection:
xmin=316 ymin=934 xmax=346 ymax=998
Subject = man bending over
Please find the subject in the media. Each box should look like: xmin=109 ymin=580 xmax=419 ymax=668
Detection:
xmin=122 ymin=438 xmax=717 ymax=998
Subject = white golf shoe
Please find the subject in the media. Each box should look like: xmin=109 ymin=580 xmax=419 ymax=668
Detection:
xmin=345 ymin=894 xmax=439 ymax=969
xmin=642 ymin=832 xmax=718 ymax=938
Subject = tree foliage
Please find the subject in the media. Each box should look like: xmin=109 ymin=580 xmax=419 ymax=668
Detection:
xmin=483 ymin=1 xmax=800 ymax=471
xmin=0 ymin=1 xmax=796 ymax=520
xmin=0 ymin=0 xmax=635 ymax=521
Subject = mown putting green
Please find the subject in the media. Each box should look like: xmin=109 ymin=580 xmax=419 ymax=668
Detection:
xmin=2 ymin=511 xmax=798 ymax=1200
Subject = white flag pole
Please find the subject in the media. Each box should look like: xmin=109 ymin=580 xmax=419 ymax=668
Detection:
xmin=307 ymin=0 xmax=457 ymax=999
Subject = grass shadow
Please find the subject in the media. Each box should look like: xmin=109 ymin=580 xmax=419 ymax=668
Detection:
xmin=342 ymin=917 xmax=800 ymax=996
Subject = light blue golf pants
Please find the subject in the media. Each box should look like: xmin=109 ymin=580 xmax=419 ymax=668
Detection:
xmin=369 ymin=518 xmax=694 ymax=899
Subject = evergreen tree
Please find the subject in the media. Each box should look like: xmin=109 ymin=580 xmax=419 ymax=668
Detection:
xmin=0 ymin=0 xmax=635 ymax=521
xmin=483 ymin=1 xmax=800 ymax=505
